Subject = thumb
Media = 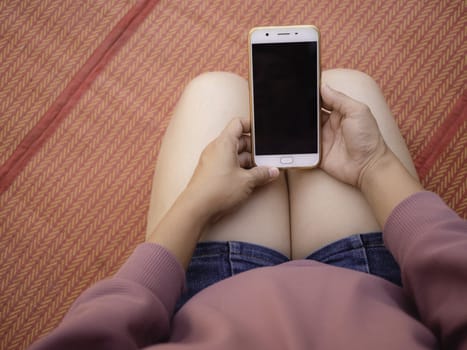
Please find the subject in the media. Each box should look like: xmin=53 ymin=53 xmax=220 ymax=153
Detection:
xmin=247 ymin=166 xmax=280 ymax=187
xmin=321 ymin=84 xmax=363 ymax=116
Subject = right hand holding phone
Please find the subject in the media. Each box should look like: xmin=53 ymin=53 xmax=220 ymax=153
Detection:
xmin=320 ymin=84 xmax=388 ymax=189
xmin=183 ymin=118 xmax=280 ymax=222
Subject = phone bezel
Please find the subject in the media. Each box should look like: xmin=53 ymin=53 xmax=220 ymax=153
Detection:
xmin=248 ymin=25 xmax=321 ymax=169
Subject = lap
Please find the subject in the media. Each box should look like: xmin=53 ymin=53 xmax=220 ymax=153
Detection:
xmin=146 ymin=69 xmax=418 ymax=261
xmin=175 ymin=233 xmax=401 ymax=311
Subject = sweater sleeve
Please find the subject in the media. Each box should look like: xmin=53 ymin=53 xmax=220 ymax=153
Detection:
xmin=29 ymin=243 xmax=185 ymax=350
xmin=383 ymin=191 xmax=467 ymax=349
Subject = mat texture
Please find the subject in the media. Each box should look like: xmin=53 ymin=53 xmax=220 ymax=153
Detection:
xmin=0 ymin=0 xmax=466 ymax=348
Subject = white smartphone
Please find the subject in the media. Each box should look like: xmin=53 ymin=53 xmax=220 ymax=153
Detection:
xmin=248 ymin=25 xmax=320 ymax=168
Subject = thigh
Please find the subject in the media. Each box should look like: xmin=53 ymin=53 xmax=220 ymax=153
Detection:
xmin=288 ymin=69 xmax=419 ymax=259
xmin=146 ymin=72 xmax=291 ymax=257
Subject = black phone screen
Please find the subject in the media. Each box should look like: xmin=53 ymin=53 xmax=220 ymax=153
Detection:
xmin=252 ymin=42 xmax=318 ymax=155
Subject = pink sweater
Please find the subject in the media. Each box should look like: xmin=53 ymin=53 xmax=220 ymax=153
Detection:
xmin=29 ymin=192 xmax=467 ymax=349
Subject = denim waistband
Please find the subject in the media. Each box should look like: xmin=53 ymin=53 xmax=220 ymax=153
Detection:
xmin=176 ymin=232 xmax=401 ymax=312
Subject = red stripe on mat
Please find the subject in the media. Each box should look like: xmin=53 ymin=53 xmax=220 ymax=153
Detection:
xmin=415 ymin=90 xmax=467 ymax=179
xmin=0 ymin=0 xmax=161 ymax=195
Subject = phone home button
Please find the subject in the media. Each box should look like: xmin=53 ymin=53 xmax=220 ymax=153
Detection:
xmin=280 ymin=157 xmax=293 ymax=165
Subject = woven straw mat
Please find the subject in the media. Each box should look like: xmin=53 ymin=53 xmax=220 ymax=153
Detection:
xmin=0 ymin=1 xmax=465 ymax=349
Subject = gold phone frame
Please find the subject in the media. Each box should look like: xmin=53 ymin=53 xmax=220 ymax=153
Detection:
xmin=248 ymin=25 xmax=322 ymax=169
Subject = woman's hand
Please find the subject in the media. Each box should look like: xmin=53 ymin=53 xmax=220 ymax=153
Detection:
xmin=183 ymin=118 xmax=280 ymax=222
xmin=320 ymin=84 xmax=388 ymax=189
xmin=320 ymin=84 xmax=423 ymax=227
xmin=148 ymin=118 xmax=279 ymax=269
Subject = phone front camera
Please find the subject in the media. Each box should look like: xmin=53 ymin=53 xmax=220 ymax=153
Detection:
xmin=266 ymin=33 xmax=269 ymax=36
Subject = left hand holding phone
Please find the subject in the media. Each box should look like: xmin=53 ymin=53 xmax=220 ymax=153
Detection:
xmin=319 ymin=83 xmax=422 ymax=228
xmin=320 ymin=84 xmax=387 ymax=189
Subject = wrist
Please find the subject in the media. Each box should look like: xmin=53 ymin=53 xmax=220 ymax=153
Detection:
xmin=359 ymin=149 xmax=423 ymax=228
xmin=358 ymin=147 xmax=394 ymax=191
xmin=146 ymin=191 xmax=211 ymax=269
xmin=176 ymin=188 xmax=213 ymax=229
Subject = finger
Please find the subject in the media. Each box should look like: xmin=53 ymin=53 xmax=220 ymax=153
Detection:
xmin=222 ymin=118 xmax=243 ymax=141
xmin=238 ymin=135 xmax=252 ymax=153
xmin=248 ymin=166 xmax=280 ymax=187
xmin=321 ymin=108 xmax=331 ymax=126
xmin=224 ymin=118 xmax=250 ymax=140
xmin=321 ymin=116 xmax=334 ymax=153
xmin=320 ymin=96 xmax=333 ymax=113
xmin=321 ymin=84 xmax=366 ymax=116
xmin=238 ymin=152 xmax=253 ymax=168
xmin=329 ymin=110 xmax=343 ymax=131
xmin=239 ymin=117 xmax=251 ymax=134
xmin=217 ymin=119 xmax=244 ymax=156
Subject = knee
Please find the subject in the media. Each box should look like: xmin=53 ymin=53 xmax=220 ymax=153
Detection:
xmin=323 ymin=69 xmax=380 ymax=92
xmin=183 ymin=71 xmax=247 ymax=97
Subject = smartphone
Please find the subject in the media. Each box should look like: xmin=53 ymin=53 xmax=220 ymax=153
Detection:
xmin=248 ymin=25 xmax=320 ymax=168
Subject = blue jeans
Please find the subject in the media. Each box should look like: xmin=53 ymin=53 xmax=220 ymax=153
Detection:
xmin=176 ymin=232 xmax=401 ymax=311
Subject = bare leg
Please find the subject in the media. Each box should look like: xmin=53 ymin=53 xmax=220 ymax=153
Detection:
xmin=288 ymin=69 xmax=419 ymax=259
xmin=146 ymin=72 xmax=291 ymax=257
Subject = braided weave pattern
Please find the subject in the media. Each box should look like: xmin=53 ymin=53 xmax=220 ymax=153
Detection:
xmin=0 ymin=1 xmax=465 ymax=348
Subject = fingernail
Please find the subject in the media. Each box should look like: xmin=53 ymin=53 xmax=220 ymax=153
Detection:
xmin=268 ymin=167 xmax=280 ymax=177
